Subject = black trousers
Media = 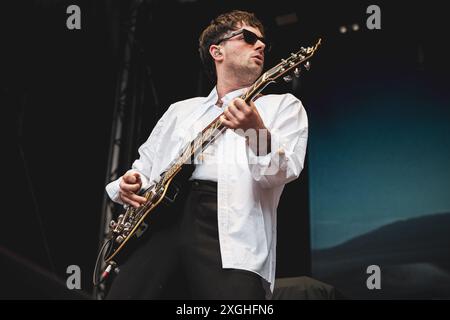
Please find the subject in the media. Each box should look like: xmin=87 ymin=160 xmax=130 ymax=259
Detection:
xmin=106 ymin=179 xmax=266 ymax=300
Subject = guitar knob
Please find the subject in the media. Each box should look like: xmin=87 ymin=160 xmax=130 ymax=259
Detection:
xmin=304 ymin=61 xmax=311 ymax=71
xmin=283 ymin=75 xmax=293 ymax=82
xmin=294 ymin=68 xmax=301 ymax=78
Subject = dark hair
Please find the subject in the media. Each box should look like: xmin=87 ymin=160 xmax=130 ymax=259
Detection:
xmin=198 ymin=10 xmax=265 ymax=80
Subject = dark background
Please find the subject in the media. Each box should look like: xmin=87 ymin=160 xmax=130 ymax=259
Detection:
xmin=1 ymin=0 xmax=449 ymax=299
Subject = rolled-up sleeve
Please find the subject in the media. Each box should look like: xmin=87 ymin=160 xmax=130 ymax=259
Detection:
xmin=246 ymin=94 xmax=308 ymax=189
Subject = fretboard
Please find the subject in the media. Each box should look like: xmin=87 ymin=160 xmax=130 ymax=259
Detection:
xmin=157 ymin=77 xmax=268 ymax=188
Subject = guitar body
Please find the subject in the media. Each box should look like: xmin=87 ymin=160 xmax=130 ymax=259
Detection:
xmin=104 ymin=163 xmax=194 ymax=265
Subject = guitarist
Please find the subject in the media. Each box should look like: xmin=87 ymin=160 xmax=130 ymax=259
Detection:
xmin=105 ymin=10 xmax=308 ymax=299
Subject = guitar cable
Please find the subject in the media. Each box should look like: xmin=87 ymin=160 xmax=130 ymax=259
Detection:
xmin=93 ymin=238 xmax=117 ymax=287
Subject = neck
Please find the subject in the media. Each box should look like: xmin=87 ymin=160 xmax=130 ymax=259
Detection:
xmin=216 ymin=70 xmax=256 ymax=101
xmin=215 ymin=80 xmax=245 ymax=102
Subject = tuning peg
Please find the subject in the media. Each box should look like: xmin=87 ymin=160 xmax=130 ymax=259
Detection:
xmin=283 ymin=75 xmax=293 ymax=82
xmin=294 ymin=68 xmax=301 ymax=78
xmin=304 ymin=61 xmax=311 ymax=71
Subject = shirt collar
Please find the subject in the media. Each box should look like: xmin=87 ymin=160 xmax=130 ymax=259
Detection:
xmin=203 ymin=86 xmax=248 ymax=109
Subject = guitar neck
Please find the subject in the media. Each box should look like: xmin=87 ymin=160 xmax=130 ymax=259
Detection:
xmin=157 ymin=37 xmax=322 ymax=187
xmin=158 ymin=80 xmax=265 ymax=187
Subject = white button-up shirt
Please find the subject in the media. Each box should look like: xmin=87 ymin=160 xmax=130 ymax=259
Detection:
xmin=106 ymin=87 xmax=308 ymax=294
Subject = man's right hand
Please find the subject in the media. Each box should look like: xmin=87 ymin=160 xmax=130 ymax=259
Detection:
xmin=119 ymin=172 xmax=147 ymax=208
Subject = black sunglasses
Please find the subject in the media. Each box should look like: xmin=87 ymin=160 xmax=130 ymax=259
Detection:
xmin=217 ymin=29 xmax=271 ymax=51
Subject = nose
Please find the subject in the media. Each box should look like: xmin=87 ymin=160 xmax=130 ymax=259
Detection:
xmin=255 ymin=40 xmax=265 ymax=54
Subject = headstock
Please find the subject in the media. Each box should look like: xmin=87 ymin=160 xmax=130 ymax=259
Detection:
xmin=265 ymin=38 xmax=322 ymax=83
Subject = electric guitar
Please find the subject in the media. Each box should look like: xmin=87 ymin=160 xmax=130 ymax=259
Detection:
xmin=94 ymin=38 xmax=321 ymax=283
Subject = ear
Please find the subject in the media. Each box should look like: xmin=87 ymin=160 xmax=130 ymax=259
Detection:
xmin=209 ymin=45 xmax=223 ymax=62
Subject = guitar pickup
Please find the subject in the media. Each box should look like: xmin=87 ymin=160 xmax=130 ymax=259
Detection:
xmin=135 ymin=222 xmax=148 ymax=238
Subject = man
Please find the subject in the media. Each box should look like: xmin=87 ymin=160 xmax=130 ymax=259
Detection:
xmin=105 ymin=10 xmax=308 ymax=299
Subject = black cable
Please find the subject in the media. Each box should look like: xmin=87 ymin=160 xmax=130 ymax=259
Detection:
xmin=92 ymin=238 xmax=113 ymax=287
